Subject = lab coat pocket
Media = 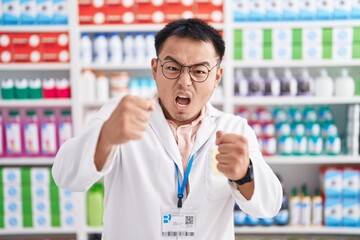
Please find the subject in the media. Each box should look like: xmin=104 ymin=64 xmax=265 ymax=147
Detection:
xmin=205 ymin=148 xmax=232 ymax=201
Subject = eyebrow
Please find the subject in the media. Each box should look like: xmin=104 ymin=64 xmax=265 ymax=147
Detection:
xmin=163 ymin=55 xmax=211 ymax=67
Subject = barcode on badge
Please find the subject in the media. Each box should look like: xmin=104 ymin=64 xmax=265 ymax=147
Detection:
xmin=162 ymin=232 xmax=195 ymax=237
xmin=185 ymin=215 xmax=194 ymax=225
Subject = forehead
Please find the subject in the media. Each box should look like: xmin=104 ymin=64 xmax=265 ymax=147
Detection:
xmin=159 ymin=36 xmax=218 ymax=61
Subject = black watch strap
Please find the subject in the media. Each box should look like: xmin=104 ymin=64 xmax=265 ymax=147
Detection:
xmin=230 ymin=159 xmax=253 ymax=185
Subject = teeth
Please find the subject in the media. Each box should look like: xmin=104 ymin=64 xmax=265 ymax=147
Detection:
xmin=178 ymin=95 xmax=188 ymax=98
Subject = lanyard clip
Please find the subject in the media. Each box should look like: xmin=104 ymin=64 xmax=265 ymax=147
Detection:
xmin=177 ymin=194 xmax=183 ymax=208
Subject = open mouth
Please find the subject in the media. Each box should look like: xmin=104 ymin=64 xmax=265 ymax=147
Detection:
xmin=176 ymin=95 xmax=191 ymax=107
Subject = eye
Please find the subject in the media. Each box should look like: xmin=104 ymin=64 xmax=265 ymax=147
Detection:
xmin=191 ymin=65 xmax=208 ymax=75
xmin=164 ymin=61 xmax=180 ymax=72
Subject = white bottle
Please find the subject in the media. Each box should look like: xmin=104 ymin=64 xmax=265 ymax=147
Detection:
xmin=81 ymin=69 xmax=96 ymax=102
xmin=265 ymin=68 xmax=281 ymax=96
xmin=281 ymin=68 xmax=297 ymax=96
xmin=80 ymin=33 xmax=93 ymax=65
xmin=297 ymin=68 xmax=314 ymax=96
xmin=134 ymin=33 xmax=146 ymax=63
xmin=145 ymin=33 xmax=156 ymax=62
xmin=334 ymin=68 xmax=355 ymax=96
xmin=93 ymin=33 xmax=108 ymax=64
xmin=248 ymin=68 xmax=263 ymax=96
xmin=234 ymin=69 xmax=248 ymax=96
xmin=315 ymin=69 xmax=334 ymax=97
xmin=108 ymin=33 xmax=123 ymax=64
xmin=96 ymin=71 xmax=109 ymax=101
xmin=123 ymin=33 xmax=134 ymax=64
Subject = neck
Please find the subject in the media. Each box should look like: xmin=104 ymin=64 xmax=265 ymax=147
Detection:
xmin=159 ymin=100 xmax=202 ymax=127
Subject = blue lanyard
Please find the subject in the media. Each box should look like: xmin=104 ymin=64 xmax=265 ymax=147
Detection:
xmin=175 ymin=154 xmax=195 ymax=208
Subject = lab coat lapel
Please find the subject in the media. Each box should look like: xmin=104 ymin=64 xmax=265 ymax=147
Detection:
xmin=148 ymin=100 xmax=183 ymax=172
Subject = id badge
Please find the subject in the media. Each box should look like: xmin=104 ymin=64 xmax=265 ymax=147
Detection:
xmin=161 ymin=210 xmax=196 ymax=238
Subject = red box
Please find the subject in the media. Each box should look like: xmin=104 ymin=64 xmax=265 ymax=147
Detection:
xmin=135 ymin=1 xmax=165 ymax=24
xmin=106 ymin=4 xmax=135 ymax=24
xmin=164 ymin=2 xmax=195 ymax=22
xmin=12 ymin=33 xmax=42 ymax=63
xmin=41 ymin=33 xmax=70 ymax=63
xmin=194 ymin=0 xmax=223 ymax=23
xmin=0 ymin=33 xmax=13 ymax=63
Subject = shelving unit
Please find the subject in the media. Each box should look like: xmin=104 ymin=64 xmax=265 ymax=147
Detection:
xmin=1 ymin=1 xmax=360 ymax=239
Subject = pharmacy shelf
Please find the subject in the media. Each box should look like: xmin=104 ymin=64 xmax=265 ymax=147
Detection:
xmin=234 ymin=226 xmax=360 ymax=235
xmin=0 ymin=63 xmax=70 ymax=71
xmin=79 ymin=23 xmax=223 ymax=33
xmin=80 ymin=63 xmax=151 ymax=71
xmin=233 ymin=60 xmax=360 ymax=68
xmin=233 ymin=96 xmax=360 ymax=106
xmin=0 ymin=99 xmax=72 ymax=107
xmin=0 ymin=228 xmax=76 ymax=236
xmin=233 ymin=19 xmax=360 ymax=29
xmin=0 ymin=26 xmax=69 ymax=32
xmin=265 ymin=155 xmax=360 ymax=165
xmin=0 ymin=157 xmax=54 ymax=166
xmin=86 ymin=227 xmax=102 ymax=235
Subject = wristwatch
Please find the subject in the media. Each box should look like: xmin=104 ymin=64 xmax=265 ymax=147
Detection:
xmin=230 ymin=159 xmax=253 ymax=185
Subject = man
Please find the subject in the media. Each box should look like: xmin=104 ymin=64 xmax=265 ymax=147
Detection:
xmin=52 ymin=18 xmax=282 ymax=239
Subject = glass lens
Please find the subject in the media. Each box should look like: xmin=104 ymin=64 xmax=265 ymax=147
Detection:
xmin=162 ymin=61 xmax=181 ymax=79
xmin=190 ymin=64 xmax=209 ymax=82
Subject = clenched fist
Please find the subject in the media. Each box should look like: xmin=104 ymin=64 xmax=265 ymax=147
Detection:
xmin=215 ymin=130 xmax=250 ymax=181
xmin=102 ymin=95 xmax=156 ymax=145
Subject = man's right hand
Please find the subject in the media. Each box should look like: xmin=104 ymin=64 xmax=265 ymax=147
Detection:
xmin=95 ymin=95 xmax=155 ymax=170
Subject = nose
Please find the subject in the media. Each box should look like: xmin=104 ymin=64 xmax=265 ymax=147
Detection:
xmin=177 ymin=66 xmax=192 ymax=86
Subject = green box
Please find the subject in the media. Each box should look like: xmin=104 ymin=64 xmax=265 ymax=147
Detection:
xmin=355 ymin=78 xmax=360 ymax=95
xmin=292 ymin=28 xmax=302 ymax=44
xmin=263 ymin=43 xmax=272 ymax=60
xmin=292 ymin=44 xmax=302 ymax=60
xmin=263 ymin=29 xmax=272 ymax=44
xmin=234 ymin=29 xmax=242 ymax=44
xmin=51 ymin=213 xmax=61 ymax=227
xmin=353 ymin=27 xmax=360 ymax=42
xmin=352 ymin=42 xmax=360 ymax=59
xmin=322 ymin=28 xmax=333 ymax=44
xmin=322 ymin=44 xmax=332 ymax=59
xmin=234 ymin=46 xmax=243 ymax=60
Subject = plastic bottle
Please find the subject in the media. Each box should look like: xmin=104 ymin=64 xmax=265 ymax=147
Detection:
xmin=81 ymin=69 xmax=96 ymax=102
xmin=311 ymin=188 xmax=323 ymax=226
xmin=324 ymin=124 xmax=341 ymax=155
xmin=58 ymin=109 xmax=72 ymax=147
xmin=80 ymin=33 xmax=93 ymax=65
xmin=233 ymin=203 xmax=246 ymax=226
xmin=23 ymin=109 xmax=40 ymax=156
xmin=297 ymin=68 xmax=314 ymax=96
xmin=1 ymin=78 xmax=15 ymax=100
xmin=14 ymin=78 xmax=29 ymax=99
xmin=234 ymin=69 xmax=248 ymax=96
xmin=55 ymin=78 xmax=71 ymax=98
xmin=281 ymin=68 xmax=297 ymax=96
xmin=134 ymin=33 xmax=146 ymax=63
xmin=290 ymin=187 xmax=301 ymax=226
xmin=334 ymin=68 xmax=355 ymax=96
xmin=96 ymin=71 xmax=109 ymax=101
xmin=93 ymin=33 xmax=108 ymax=64
xmin=29 ymin=78 xmax=43 ymax=99
xmin=42 ymin=78 xmax=56 ymax=98
xmin=315 ymin=69 xmax=333 ymax=97
xmin=248 ymin=68 xmax=263 ymax=96
xmin=301 ymin=184 xmax=311 ymax=226
xmin=307 ymin=121 xmax=323 ymax=155
xmin=108 ymin=33 xmax=123 ymax=64
xmin=5 ymin=110 xmax=23 ymax=156
xmin=0 ymin=111 xmax=5 ymax=157
xmin=145 ymin=32 xmax=156 ymax=62
xmin=277 ymin=122 xmax=293 ymax=155
xmin=274 ymin=174 xmax=289 ymax=226
xmin=264 ymin=68 xmax=280 ymax=96
xmin=123 ymin=33 xmax=134 ymax=63
xmin=109 ymin=72 xmax=129 ymax=98
xmin=40 ymin=109 xmax=58 ymax=156
xmin=87 ymin=182 xmax=104 ymax=226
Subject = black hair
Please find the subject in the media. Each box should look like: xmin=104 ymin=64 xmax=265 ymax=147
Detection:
xmin=154 ymin=18 xmax=225 ymax=61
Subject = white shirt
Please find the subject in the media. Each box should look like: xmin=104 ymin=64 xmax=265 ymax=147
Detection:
xmin=52 ymin=98 xmax=282 ymax=240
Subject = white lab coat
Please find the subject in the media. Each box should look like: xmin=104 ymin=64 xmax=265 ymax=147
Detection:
xmin=52 ymin=98 xmax=282 ymax=240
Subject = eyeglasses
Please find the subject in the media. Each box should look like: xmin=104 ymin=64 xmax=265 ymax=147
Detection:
xmin=157 ymin=58 xmax=220 ymax=83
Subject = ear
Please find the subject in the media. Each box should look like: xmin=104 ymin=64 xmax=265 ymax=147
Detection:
xmin=151 ymin=58 xmax=158 ymax=80
xmin=214 ymin=66 xmax=223 ymax=88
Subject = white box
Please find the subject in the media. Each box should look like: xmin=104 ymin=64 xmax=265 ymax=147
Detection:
xmin=243 ymin=28 xmax=263 ymax=44
xmin=303 ymin=28 xmax=322 ymax=43
xmin=333 ymin=27 xmax=353 ymax=43
xmin=243 ymin=43 xmax=262 ymax=61
xmin=32 ymin=185 xmax=50 ymax=199
xmin=266 ymin=0 xmax=282 ymax=20
xmin=61 ymin=213 xmax=76 ymax=228
xmin=59 ymin=188 xmax=74 ymax=200
xmin=324 ymin=198 xmax=343 ymax=226
xmin=3 ymin=168 xmax=21 ymax=183
xmin=303 ymin=43 xmax=322 ymax=60
xmin=31 ymin=167 xmax=50 ymax=184
xmin=20 ymin=0 xmax=36 ymax=24
xmin=3 ymin=0 xmax=20 ymax=24
xmin=36 ymin=0 xmax=53 ymax=24
xmin=343 ymin=198 xmax=360 ymax=227
xmin=333 ymin=0 xmax=351 ymax=19
xmin=248 ymin=0 xmax=266 ymax=21
xmin=33 ymin=214 xmax=50 ymax=228
xmin=4 ymin=214 xmax=23 ymax=229
xmin=273 ymin=43 xmax=291 ymax=60
xmin=61 ymin=199 xmax=75 ymax=214
xmin=316 ymin=0 xmax=333 ymax=20
xmin=282 ymin=0 xmax=299 ymax=20
xmin=352 ymin=0 xmax=360 ymax=18
xmin=4 ymin=185 xmax=21 ymax=200
xmin=333 ymin=43 xmax=352 ymax=60
xmin=273 ymin=28 xmax=291 ymax=43
xmin=234 ymin=0 xmax=249 ymax=21
xmin=4 ymin=199 xmax=22 ymax=215
xmin=52 ymin=0 xmax=67 ymax=24
xmin=343 ymin=168 xmax=360 ymax=198
xmin=299 ymin=0 xmax=316 ymax=19
xmin=324 ymin=168 xmax=343 ymax=198
xmin=32 ymin=199 xmax=50 ymax=214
